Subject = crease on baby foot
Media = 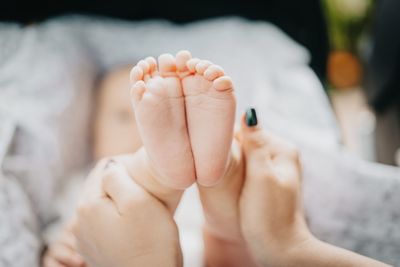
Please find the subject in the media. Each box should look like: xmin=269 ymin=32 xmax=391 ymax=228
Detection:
xmin=160 ymin=71 xmax=180 ymax=78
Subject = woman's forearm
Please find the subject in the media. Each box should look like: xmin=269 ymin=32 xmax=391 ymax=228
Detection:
xmin=283 ymin=236 xmax=392 ymax=267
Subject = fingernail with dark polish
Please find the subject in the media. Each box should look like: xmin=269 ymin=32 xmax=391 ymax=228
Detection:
xmin=245 ymin=108 xmax=258 ymax=127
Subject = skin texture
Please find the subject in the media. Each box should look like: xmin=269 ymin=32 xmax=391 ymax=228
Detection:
xmin=130 ymin=54 xmax=196 ymax=189
xmin=198 ymin=134 xmax=260 ymax=267
xmin=42 ymin=223 xmax=86 ymax=267
xmin=130 ymin=51 xmax=236 ymax=188
xmin=177 ymin=50 xmax=236 ymax=187
xmin=241 ymin=121 xmax=391 ymax=267
xmin=72 ymin=119 xmax=391 ymax=267
xmin=198 ymin=116 xmax=306 ymax=267
xmin=238 ymin=119 xmax=312 ymax=266
xmin=73 ymin=157 xmax=183 ymax=267
xmin=44 ymin=56 xmax=391 ymax=267
xmin=202 ymin=117 xmax=391 ymax=267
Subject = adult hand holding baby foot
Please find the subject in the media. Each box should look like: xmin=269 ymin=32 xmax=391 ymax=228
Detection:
xmin=72 ymin=50 xmax=235 ymax=267
xmin=130 ymin=50 xmax=255 ymax=265
xmin=201 ymin=109 xmax=391 ymax=267
xmin=71 ymin=51 xmax=390 ymax=267
xmin=73 ymin=159 xmax=183 ymax=267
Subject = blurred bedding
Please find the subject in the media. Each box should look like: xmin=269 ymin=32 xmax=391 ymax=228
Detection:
xmin=0 ymin=21 xmax=96 ymax=267
xmin=0 ymin=117 xmax=40 ymax=267
xmin=0 ymin=16 xmax=399 ymax=267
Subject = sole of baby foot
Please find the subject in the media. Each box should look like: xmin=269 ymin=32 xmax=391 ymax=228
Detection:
xmin=176 ymin=50 xmax=236 ymax=187
xmin=198 ymin=140 xmax=260 ymax=267
xmin=130 ymin=54 xmax=196 ymax=189
xmin=198 ymin=140 xmax=244 ymax=241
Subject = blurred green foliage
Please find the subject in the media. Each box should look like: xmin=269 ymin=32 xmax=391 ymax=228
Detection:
xmin=322 ymin=0 xmax=374 ymax=52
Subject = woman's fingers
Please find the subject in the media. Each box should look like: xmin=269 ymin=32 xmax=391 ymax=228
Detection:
xmin=240 ymin=110 xmax=274 ymax=183
xmin=80 ymin=152 xmax=181 ymax=218
xmin=79 ymin=158 xmax=111 ymax=205
xmin=43 ymin=256 xmax=67 ymax=267
xmin=47 ymin=242 xmax=86 ymax=267
xmin=60 ymin=228 xmax=79 ymax=252
xmin=74 ymin=155 xmax=182 ymax=267
xmin=101 ymin=160 xmax=150 ymax=214
xmin=114 ymin=150 xmax=184 ymax=213
xmin=240 ymin=108 xmax=301 ymax=186
xmin=239 ymin=108 xmax=305 ymax=252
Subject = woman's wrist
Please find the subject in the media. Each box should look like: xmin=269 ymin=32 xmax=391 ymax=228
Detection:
xmin=279 ymin=233 xmax=392 ymax=267
xmin=243 ymin=216 xmax=314 ymax=267
xmin=244 ymin=213 xmax=392 ymax=267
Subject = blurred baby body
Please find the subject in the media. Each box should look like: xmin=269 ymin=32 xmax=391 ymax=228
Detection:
xmin=43 ymin=65 xmax=139 ymax=246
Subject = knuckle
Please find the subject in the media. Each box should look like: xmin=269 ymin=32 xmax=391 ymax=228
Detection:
xmin=42 ymin=254 xmax=52 ymax=266
xmin=102 ymin=168 xmax=118 ymax=182
xmin=278 ymin=178 xmax=298 ymax=194
xmin=251 ymin=164 xmax=276 ymax=183
xmin=285 ymin=145 xmax=299 ymax=159
xmin=119 ymin=200 xmax=137 ymax=213
xmin=248 ymin=131 xmax=269 ymax=148
xmin=120 ymin=193 xmax=151 ymax=212
xmin=263 ymin=169 xmax=277 ymax=180
xmin=269 ymin=135 xmax=300 ymax=160
xmin=76 ymin=200 xmax=96 ymax=216
xmin=96 ymin=157 xmax=117 ymax=170
xmin=76 ymin=204 xmax=89 ymax=216
xmin=95 ymin=158 xmax=109 ymax=168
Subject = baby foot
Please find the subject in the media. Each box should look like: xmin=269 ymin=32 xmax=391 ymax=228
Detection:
xmin=130 ymin=54 xmax=195 ymax=189
xmin=176 ymin=51 xmax=236 ymax=186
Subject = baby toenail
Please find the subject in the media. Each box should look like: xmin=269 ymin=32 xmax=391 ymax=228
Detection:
xmin=245 ymin=108 xmax=258 ymax=127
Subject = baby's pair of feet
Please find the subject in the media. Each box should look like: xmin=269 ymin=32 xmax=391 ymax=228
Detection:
xmin=130 ymin=51 xmax=236 ymax=189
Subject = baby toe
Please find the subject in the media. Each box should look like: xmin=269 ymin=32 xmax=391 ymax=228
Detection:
xmin=130 ymin=66 xmax=143 ymax=84
xmin=137 ymin=60 xmax=150 ymax=74
xmin=131 ymin=81 xmax=147 ymax=107
xmin=213 ymin=76 xmax=233 ymax=91
xmin=195 ymin=60 xmax=212 ymax=74
xmin=145 ymin=57 xmax=158 ymax=75
xmin=158 ymin=53 xmax=177 ymax=77
xmin=176 ymin=50 xmax=192 ymax=72
xmin=204 ymin=65 xmax=225 ymax=81
xmin=186 ymin=58 xmax=201 ymax=73
xmin=138 ymin=60 xmax=151 ymax=81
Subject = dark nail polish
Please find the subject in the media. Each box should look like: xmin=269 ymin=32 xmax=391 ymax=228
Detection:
xmin=245 ymin=108 xmax=258 ymax=127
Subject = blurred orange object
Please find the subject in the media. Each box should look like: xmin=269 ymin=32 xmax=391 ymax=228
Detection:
xmin=328 ymin=50 xmax=362 ymax=89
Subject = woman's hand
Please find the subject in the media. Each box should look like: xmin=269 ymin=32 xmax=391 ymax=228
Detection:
xmin=73 ymin=159 xmax=183 ymax=267
xmin=198 ymin=113 xmax=306 ymax=267
xmin=238 ymin=117 xmax=310 ymax=266
xmin=239 ymin=115 xmax=392 ymax=267
xmin=201 ymin=110 xmax=391 ymax=267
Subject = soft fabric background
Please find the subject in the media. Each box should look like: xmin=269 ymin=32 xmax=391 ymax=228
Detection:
xmin=0 ymin=16 xmax=399 ymax=267
xmin=0 ymin=21 xmax=96 ymax=266
xmin=0 ymin=116 xmax=40 ymax=267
